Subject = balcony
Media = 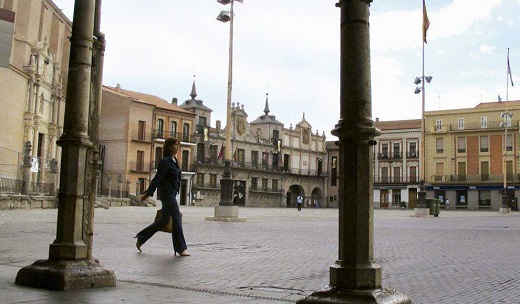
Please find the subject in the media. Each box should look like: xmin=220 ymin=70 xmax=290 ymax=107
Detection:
xmin=129 ymin=161 xmax=150 ymax=173
xmin=377 ymin=152 xmax=402 ymax=160
xmin=406 ymin=151 xmax=419 ymax=159
xmin=249 ymin=185 xmax=284 ymax=194
xmin=131 ymin=130 xmax=151 ymax=142
xmin=373 ymin=176 xmax=419 ymax=184
xmin=430 ymin=174 xmax=520 ymax=183
xmin=190 ymin=159 xmax=327 ymax=177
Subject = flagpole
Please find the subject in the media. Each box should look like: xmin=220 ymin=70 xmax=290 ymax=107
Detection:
xmin=501 ymin=48 xmax=512 ymax=213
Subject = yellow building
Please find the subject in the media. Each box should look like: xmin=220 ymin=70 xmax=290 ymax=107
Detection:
xmin=0 ymin=0 xmax=71 ymax=193
xmin=424 ymin=100 xmax=520 ymax=211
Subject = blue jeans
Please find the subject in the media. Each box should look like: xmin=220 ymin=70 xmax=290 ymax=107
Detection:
xmin=136 ymin=191 xmax=187 ymax=253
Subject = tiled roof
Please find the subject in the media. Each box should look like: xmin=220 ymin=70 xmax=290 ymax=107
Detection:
xmin=103 ymin=85 xmax=194 ymax=116
xmin=474 ymin=100 xmax=520 ymax=109
xmin=374 ymin=119 xmax=421 ymax=131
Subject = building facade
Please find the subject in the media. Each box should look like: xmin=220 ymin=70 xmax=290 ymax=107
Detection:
xmin=424 ymin=100 xmax=520 ymax=211
xmin=373 ymin=119 xmax=422 ymax=208
xmin=181 ymin=88 xmax=328 ymax=208
xmin=99 ymin=85 xmax=196 ymax=205
xmin=0 ymin=0 xmax=71 ymax=194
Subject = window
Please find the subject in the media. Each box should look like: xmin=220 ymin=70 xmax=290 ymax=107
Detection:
xmin=408 ymin=142 xmax=417 ymax=158
xmin=251 ymin=177 xmax=258 ymax=190
xmin=480 ymin=136 xmax=489 ymax=153
xmin=457 ymin=162 xmax=466 ymax=181
xmin=136 ymin=150 xmax=144 ymax=171
xmin=393 ymin=143 xmax=400 ymax=158
xmin=457 ymin=137 xmax=466 ymax=153
xmin=393 ymin=166 xmax=401 ymax=183
xmin=236 ymin=148 xmax=245 ymax=166
xmin=481 ymin=161 xmax=489 ymax=181
xmin=210 ymin=145 xmax=219 ymax=162
xmin=272 ymin=179 xmax=278 ymax=191
xmin=478 ymin=190 xmax=491 ymax=207
xmin=197 ymin=117 xmax=207 ymax=134
xmin=273 ymin=129 xmax=280 ymax=139
xmin=169 ymin=121 xmax=177 ymax=138
xmin=210 ymin=174 xmax=217 ymax=188
xmin=381 ymin=143 xmax=388 ymax=158
xmin=262 ymin=152 xmax=269 ymax=169
xmin=436 ymin=138 xmax=444 ymax=154
xmin=409 ymin=166 xmax=417 ymax=183
xmin=435 ymin=119 xmax=442 ymax=131
xmin=251 ymin=151 xmax=259 ymax=168
xmin=197 ymin=173 xmax=204 ymax=187
xmin=506 ymin=134 xmax=513 ymax=151
xmin=457 ymin=118 xmax=464 ymax=130
xmin=157 ymin=119 xmax=164 ymax=138
xmin=381 ymin=167 xmax=389 ymax=183
xmin=138 ymin=121 xmax=146 ymax=141
xmin=182 ymin=123 xmax=190 ymax=142
xmin=138 ymin=178 xmax=146 ymax=194
xmin=435 ymin=162 xmax=444 ymax=181
xmin=481 ymin=116 xmax=488 ymax=128
xmin=262 ymin=178 xmax=268 ymax=191
xmin=181 ymin=150 xmax=189 ymax=171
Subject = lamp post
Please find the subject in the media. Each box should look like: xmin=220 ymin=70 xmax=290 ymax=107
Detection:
xmin=206 ymin=0 xmax=246 ymax=222
xmin=413 ymin=75 xmax=431 ymax=213
xmin=500 ymin=111 xmax=513 ymax=213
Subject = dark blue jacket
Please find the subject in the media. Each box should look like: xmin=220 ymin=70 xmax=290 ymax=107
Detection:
xmin=144 ymin=156 xmax=181 ymax=197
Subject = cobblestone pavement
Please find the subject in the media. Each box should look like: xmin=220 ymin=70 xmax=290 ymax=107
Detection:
xmin=0 ymin=207 xmax=519 ymax=303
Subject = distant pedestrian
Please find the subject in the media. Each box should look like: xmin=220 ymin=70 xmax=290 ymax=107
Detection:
xmin=445 ymin=198 xmax=450 ymax=210
xmin=297 ymin=195 xmax=303 ymax=211
xmin=314 ymin=199 xmax=319 ymax=209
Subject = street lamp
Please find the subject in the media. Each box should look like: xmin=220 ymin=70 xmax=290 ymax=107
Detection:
xmin=414 ymin=74 xmax=432 ymax=211
xmin=206 ymin=0 xmax=246 ymax=222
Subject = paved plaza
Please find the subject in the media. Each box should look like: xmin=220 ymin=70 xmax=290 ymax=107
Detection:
xmin=0 ymin=206 xmax=519 ymax=303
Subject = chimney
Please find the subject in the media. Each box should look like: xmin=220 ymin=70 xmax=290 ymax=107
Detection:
xmin=116 ymin=83 xmax=121 ymax=92
xmin=375 ymin=117 xmax=379 ymax=122
xmin=171 ymin=97 xmax=178 ymax=105
xmin=498 ymin=95 xmax=502 ymax=102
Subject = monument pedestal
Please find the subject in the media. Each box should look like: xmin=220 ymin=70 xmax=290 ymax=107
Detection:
xmin=499 ymin=207 xmax=512 ymax=214
xmin=205 ymin=205 xmax=247 ymax=222
xmin=297 ymin=286 xmax=411 ymax=304
xmin=412 ymin=207 xmax=430 ymax=217
xmin=16 ymin=259 xmax=115 ymax=291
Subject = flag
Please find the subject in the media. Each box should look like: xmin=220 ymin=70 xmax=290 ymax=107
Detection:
xmin=233 ymin=147 xmax=237 ymax=161
xmin=217 ymin=144 xmax=224 ymax=159
xmin=422 ymin=0 xmax=430 ymax=44
xmin=508 ymin=48 xmax=514 ymax=87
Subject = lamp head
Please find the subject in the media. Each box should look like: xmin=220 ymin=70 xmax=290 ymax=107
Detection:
xmin=414 ymin=87 xmax=421 ymax=94
xmin=414 ymin=77 xmax=421 ymax=85
xmin=425 ymin=76 xmax=433 ymax=83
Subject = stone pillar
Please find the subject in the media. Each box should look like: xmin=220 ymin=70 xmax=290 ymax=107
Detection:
xmin=16 ymin=0 xmax=115 ymax=291
xmin=22 ymin=141 xmax=32 ymax=195
xmin=298 ymin=1 xmax=410 ymax=303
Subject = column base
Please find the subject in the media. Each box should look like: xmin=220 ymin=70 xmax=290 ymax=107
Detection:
xmin=15 ymin=259 xmax=116 ymax=291
xmin=205 ymin=205 xmax=247 ymax=222
xmin=411 ymin=208 xmax=430 ymax=217
xmin=297 ymin=285 xmax=411 ymax=304
xmin=499 ymin=207 xmax=512 ymax=214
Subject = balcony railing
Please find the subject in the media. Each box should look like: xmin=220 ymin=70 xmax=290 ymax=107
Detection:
xmin=430 ymin=174 xmax=520 ymax=183
xmin=377 ymin=152 xmax=402 ymax=160
xmin=373 ymin=176 xmax=419 ymax=184
xmin=129 ymin=161 xmax=150 ymax=173
xmin=190 ymin=159 xmax=327 ymax=177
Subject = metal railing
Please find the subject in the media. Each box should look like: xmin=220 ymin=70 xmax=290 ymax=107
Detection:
xmin=430 ymin=174 xmax=520 ymax=183
xmin=190 ymin=159 xmax=327 ymax=177
xmin=0 ymin=177 xmax=53 ymax=195
xmin=373 ymin=176 xmax=420 ymax=184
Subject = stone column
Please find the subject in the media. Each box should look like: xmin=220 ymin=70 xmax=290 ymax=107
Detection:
xmin=298 ymin=1 xmax=410 ymax=303
xmin=16 ymin=0 xmax=115 ymax=291
xmin=22 ymin=141 xmax=32 ymax=195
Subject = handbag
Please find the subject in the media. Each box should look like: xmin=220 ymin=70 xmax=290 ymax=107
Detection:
xmin=154 ymin=209 xmax=173 ymax=233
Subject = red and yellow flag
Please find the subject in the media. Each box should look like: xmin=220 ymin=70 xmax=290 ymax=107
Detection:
xmin=423 ymin=0 xmax=430 ymax=44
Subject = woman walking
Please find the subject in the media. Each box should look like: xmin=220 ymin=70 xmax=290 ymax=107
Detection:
xmin=135 ymin=137 xmax=190 ymax=256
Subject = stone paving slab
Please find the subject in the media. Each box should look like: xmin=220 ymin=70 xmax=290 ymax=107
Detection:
xmin=0 ymin=207 xmax=519 ymax=303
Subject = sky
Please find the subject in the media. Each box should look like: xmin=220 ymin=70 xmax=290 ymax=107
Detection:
xmin=52 ymin=0 xmax=520 ymax=139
